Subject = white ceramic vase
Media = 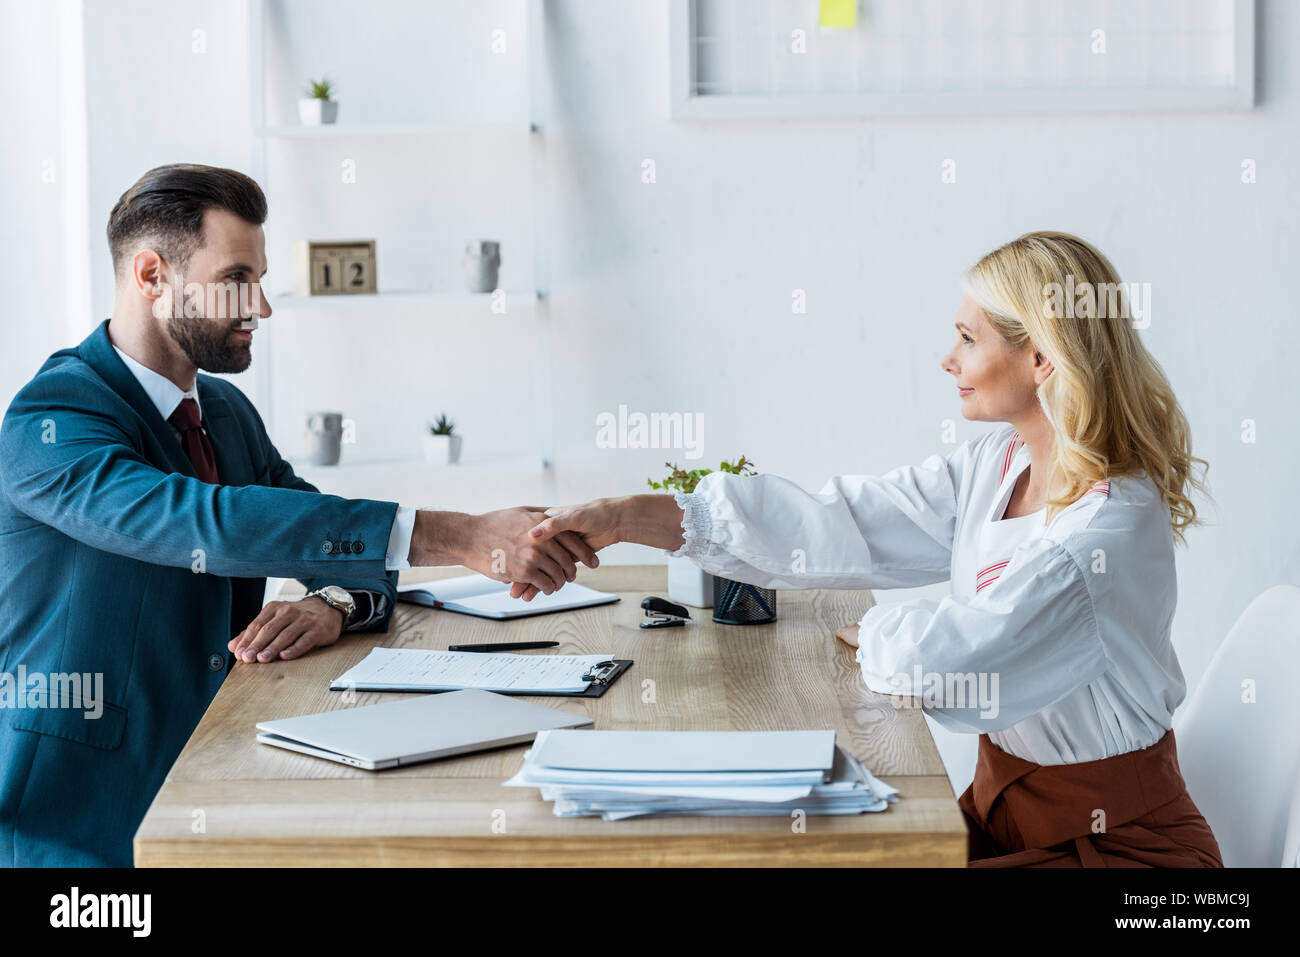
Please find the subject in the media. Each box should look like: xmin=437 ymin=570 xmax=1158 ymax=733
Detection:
xmin=667 ymin=554 xmax=714 ymax=608
xmin=298 ymin=98 xmax=339 ymax=125
xmin=423 ymin=433 xmax=462 ymax=465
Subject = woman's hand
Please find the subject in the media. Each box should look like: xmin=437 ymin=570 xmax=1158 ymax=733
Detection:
xmin=514 ymin=494 xmax=687 ymax=600
xmin=529 ymin=497 xmax=627 ymax=553
xmin=834 ymin=622 xmax=861 ymax=648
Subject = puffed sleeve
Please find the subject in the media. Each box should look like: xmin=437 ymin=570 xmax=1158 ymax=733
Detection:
xmin=665 ymin=436 xmax=989 ymax=590
xmin=853 ymin=537 xmax=1112 ymax=733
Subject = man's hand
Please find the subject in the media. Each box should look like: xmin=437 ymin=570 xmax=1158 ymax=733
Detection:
xmin=510 ymin=498 xmax=627 ymax=600
xmin=834 ymin=622 xmax=861 ymax=648
xmin=409 ymin=506 xmax=599 ymax=597
xmin=228 ymin=596 xmax=346 ymax=663
xmin=512 ymin=495 xmax=688 ymax=601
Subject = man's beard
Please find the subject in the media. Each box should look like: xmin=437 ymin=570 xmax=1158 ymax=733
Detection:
xmin=166 ymin=313 xmax=252 ymax=374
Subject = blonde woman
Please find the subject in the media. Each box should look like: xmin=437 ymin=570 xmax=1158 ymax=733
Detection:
xmin=526 ymin=231 xmax=1222 ymax=868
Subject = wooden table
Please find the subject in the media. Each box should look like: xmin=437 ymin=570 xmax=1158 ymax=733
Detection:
xmin=134 ymin=566 xmax=968 ymax=866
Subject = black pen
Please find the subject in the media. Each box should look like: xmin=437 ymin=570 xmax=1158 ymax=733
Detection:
xmin=448 ymin=641 xmax=561 ymax=653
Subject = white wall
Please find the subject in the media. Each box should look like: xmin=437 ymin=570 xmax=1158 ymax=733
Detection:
xmin=0 ymin=0 xmax=90 ymax=411
xmin=533 ymin=0 xmax=1300 ymax=701
xmin=5 ymin=1 xmax=1298 ymax=765
xmin=81 ymin=0 xmax=255 ymax=325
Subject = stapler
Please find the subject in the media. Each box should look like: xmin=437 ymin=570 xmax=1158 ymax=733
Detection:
xmin=640 ymin=596 xmax=691 ymax=629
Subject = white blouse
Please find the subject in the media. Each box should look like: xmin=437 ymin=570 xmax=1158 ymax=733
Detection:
xmin=667 ymin=423 xmax=1186 ymax=766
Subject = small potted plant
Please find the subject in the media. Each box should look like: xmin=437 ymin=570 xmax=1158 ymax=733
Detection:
xmin=649 ymin=456 xmax=756 ymax=608
xmin=299 ymin=77 xmax=339 ymax=126
xmin=423 ymin=413 xmax=462 ymax=465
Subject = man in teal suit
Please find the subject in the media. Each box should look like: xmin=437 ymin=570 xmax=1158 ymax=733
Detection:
xmin=0 ymin=164 xmax=596 ymax=866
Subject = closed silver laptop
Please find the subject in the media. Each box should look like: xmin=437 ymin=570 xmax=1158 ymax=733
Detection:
xmin=255 ymin=688 xmax=594 ymax=770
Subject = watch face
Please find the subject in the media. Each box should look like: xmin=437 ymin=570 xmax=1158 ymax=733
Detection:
xmin=320 ymin=585 xmax=353 ymax=608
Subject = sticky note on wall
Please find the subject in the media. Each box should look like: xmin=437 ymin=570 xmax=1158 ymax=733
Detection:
xmin=819 ymin=0 xmax=856 ymax=28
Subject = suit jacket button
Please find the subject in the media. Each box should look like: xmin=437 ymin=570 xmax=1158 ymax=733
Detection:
xmin=352 ymin=540 xmax=364 ymax=555
xmin=321 ymin=540 xmax=333 ymax=554
xmin=207 ymin=654 xmax=224 ymax=671
xmin=340 ymin=540 xmax=353 ymax=554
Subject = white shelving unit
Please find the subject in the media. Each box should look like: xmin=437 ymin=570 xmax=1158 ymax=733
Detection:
xmin=256 ymin=121 xmax=537 ymax=138
xmin=268 ymin=290 xmax=541 ymax=312
xmin=245 ymin=0 xmax=554 ymax=509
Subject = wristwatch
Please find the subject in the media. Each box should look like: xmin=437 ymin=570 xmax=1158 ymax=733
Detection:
xmin=306 ymin=585 xmax=357 ymax=628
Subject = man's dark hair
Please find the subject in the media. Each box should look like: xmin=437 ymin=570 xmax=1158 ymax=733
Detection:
xmin=107 ymin=163 xmax=267 ymax=279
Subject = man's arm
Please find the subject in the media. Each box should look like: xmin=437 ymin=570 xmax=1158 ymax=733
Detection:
xmin=0 ymin=371 xmax=594 ymax=594
xmin=0 ymin=373 xmax=396 ymax=580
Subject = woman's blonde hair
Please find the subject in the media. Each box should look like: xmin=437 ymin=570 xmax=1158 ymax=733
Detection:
xmin=962 ymin=230 xmax=1210 ymax=546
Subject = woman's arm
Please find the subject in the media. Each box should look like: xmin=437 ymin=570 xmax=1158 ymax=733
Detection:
xmin=854 ymin=537 xmax=1110 ymax=732
xmin=520 ymin=436 xmax=982 ymax=600
xmin=527 ymin=493 xmax=684 ymax=550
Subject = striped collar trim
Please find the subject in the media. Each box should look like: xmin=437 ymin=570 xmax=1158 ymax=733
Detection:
xmin=999 ymin=431 xmax=1025 ymax=484
xmin=1000 ymin=431 xmax=1112 ymax=500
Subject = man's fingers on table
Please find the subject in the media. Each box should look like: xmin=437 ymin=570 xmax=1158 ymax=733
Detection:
xmin=233 ymin=602 xmax=282 ymax=652
xmin=240 ymin=607 xmax=295 ymax=660
xmin=255 ymin=625 xmax=310 ymax=662
xmin=279 ymin=633 xmax=320 ymax=660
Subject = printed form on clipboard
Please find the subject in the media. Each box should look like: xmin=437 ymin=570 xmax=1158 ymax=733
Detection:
xmin=330 ymin=647 xmax=631 ymax=697
xmin=396 ymin=573 xmax=620 ymax=620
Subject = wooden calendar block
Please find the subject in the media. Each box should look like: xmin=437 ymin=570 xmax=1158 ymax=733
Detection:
xmin=292 ymin=240 xmax=377 ymax=296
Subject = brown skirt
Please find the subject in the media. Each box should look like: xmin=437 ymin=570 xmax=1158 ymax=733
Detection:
xmin=956 ymin=729 xmax=1223 ymax=868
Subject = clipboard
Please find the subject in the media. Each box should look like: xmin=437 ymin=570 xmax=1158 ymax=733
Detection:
xmin=512 ymin=658 xmax=633 ymax=699
xmin=328 ymin=658 xmax=633 ymax=699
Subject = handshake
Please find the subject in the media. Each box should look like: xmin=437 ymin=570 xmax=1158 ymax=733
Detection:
xmin=407 ymin=494 xmax=689 ymax=601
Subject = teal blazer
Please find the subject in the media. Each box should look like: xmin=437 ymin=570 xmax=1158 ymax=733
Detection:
xmin=0 ymin=320 xmax=399 ymax=866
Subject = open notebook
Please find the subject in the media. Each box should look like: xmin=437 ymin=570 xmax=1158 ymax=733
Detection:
xmin=396 ymin=573 xmax=619 ymax=620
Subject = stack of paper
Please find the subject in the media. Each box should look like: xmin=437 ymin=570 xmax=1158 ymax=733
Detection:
xmin=503 ymin=729 xmax=899 ymax=820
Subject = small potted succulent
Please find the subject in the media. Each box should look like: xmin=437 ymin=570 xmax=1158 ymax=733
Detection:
xmin=649 ymin=456 xmax=755 ymax=608
xmin=423 ymin=413 xmax=462 ymax=465
xmin=299 ymin=77 xmax=339 ymax=126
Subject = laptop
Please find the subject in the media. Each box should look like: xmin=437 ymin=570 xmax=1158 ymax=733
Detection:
xmin=255 ymin=688 xmax=594 ymax=770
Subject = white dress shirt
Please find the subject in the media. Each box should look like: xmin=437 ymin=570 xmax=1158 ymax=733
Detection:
xmin=111 ymin=344 xmax=413 ymax=628
xmin=665 ymin=422 xmax=1185 ymax=767
xmin=112 ymin=344 xmax=201 ymax=436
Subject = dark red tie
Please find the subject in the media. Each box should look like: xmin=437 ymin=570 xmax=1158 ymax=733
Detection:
xmin=168 ymin=397 xmax=220 ymax=484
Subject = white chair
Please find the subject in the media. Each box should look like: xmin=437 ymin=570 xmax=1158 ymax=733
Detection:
xmin=1282 ymin=780 xmax=1300 ymax=868
xmin=924 ymin=714 xmax=979 ymax=799
xmin=1173 ymin=584 xmax=1300 ymax=867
